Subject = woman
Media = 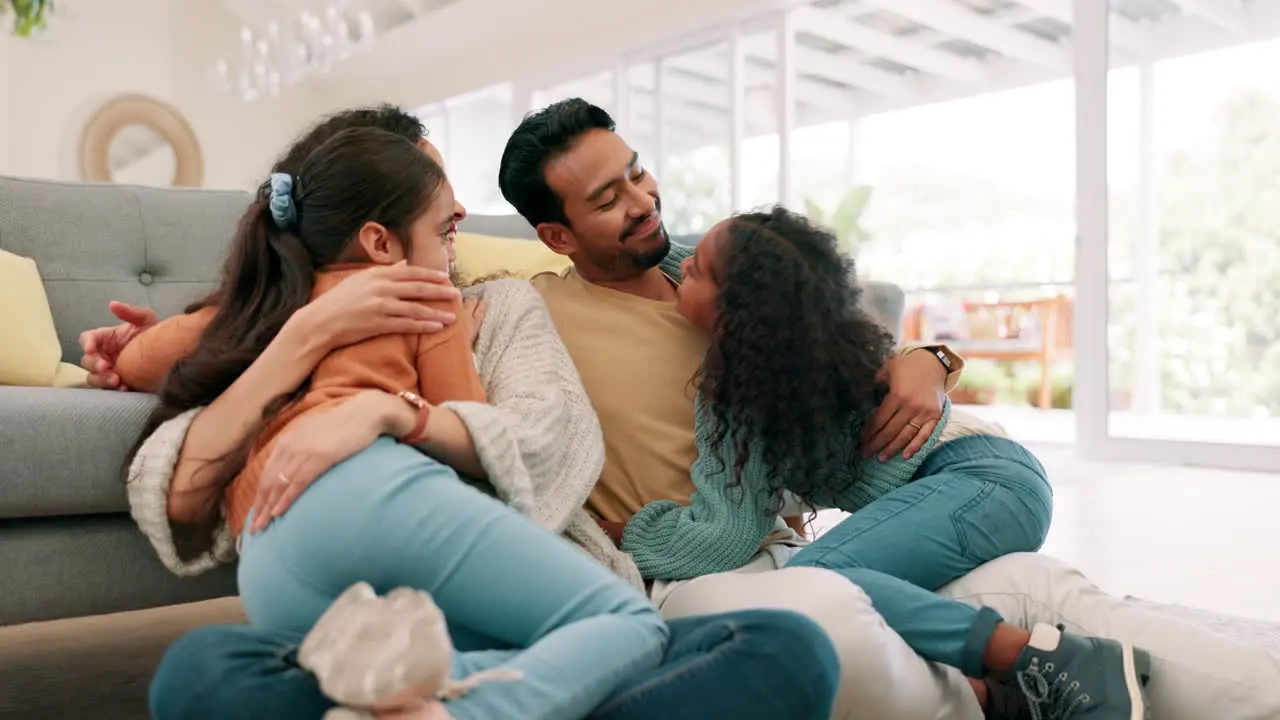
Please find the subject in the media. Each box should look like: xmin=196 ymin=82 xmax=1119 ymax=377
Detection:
xmin=116 ymin=106 xmax=840 ymax=720
xmin=621 ymin=207 xmax=1152 ymax=719
xmin=125 ymin=126 xmax=679 ymax=720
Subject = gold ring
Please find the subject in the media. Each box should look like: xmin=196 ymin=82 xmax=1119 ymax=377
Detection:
xmin=907 ymin=421 xmax=922 ymax=430
xmin=277 ymin=472 xmax=290 ymax=485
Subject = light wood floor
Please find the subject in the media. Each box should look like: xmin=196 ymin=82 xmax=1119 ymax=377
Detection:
xmin=815 ymin=443 xmax=1280 ymax=622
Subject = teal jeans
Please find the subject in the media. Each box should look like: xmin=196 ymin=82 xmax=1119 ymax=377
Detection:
xmin=788 ymin=434 xmax=1053 ymax=677
xmin=237 ymin=437 xmax=669 ymax=720
xmin=149 ymin=611 xmax=841 ymax=720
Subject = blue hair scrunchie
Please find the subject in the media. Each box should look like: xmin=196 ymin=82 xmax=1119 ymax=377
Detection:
xmin=267 ymin=172 xmax=298 ymax=230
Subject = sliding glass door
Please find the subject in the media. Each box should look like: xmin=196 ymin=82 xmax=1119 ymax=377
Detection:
xmin=1074 ymin=0 xmax=1280 ymax=471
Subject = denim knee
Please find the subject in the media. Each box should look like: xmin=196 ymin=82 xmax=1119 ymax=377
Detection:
xmin=744 ymin=610 xmax=840 ymax=717
xmin=150 ymin=626 xmax=237 ymax=719
xmin=150 ymin=624 xmax=328 ymax=720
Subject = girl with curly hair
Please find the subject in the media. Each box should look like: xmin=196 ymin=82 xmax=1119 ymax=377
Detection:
xmin=621 ymin=206 xmax=1153 ymax=720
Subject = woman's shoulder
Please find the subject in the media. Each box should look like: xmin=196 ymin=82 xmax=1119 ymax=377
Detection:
xmin=467 ymin=277 xmax=547 ymax=311
xmin=465 ymin=276 xmax=534 ymax=295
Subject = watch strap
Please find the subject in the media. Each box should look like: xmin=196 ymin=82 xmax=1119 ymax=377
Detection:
xmin=396 ymin=390 xmax=431 ymax=444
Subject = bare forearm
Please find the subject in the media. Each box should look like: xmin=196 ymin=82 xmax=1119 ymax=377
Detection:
xmin=378 ymin=396 xmax=485 ymax=478
xmin=417 ymin=407 xmax=485 ymax=478
xmin=168 ymin=317 xmax=328 ymax=520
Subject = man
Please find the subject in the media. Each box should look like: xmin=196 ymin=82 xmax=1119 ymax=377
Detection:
xmin=493 ymin=98 xmax=1280 ymax=720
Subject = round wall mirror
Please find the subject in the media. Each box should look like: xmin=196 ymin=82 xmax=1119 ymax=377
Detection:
xmin=79 ymin=94 xmax=203 ymax=187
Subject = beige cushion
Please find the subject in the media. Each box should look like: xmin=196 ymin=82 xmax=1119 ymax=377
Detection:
xmin=454 ymin=232 xmax=571 ymax=281
xmin=0 ymin=250 xmax=87 ymax=387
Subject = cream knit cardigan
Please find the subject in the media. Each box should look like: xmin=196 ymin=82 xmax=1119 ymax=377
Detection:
xmin=125 ymin=278 xmax=644 ymax=589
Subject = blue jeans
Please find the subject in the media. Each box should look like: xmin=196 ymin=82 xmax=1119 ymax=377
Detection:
xmin=788 ymin=434 xmax=1053 ymax=678
xmin=149 ymin=611 xmax=840 ymax=720
xmin=237 ymin=437 xmax=668 ymax=720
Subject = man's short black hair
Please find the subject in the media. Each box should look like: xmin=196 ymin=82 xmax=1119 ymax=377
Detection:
xmin=274 ymin=104 xmax=426 ymax=176
xmin=498 ymin=98 xmax=616 ymax=228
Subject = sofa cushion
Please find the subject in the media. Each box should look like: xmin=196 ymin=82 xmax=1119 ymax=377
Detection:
xmin=0 ymin=387 xmax=158 ymax=519
xmin=455 ymin=231 xmax=570 ymax=281
xmin=460 ymin=214 xmax=537 ymax=241
xmin=861 ymin=280 xmax=905 ymax=341
xmin=0 ymin=176 xmax=252 ymax=366
xmin=0 ymin=250 xmax=82 ymax=387
xmin=0 ymin=514 xmax=237 ymax=625
xmin=0 ymin=176 xmax=543 ymax=365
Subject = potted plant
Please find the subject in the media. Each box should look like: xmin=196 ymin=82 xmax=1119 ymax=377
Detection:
xmin=804 ymin=185 xmax=874 ymax=257
xmin=950 ymin=359 xmax=1008 ymax=406
xmin=1021 ymin=368 xmax=1074 ymax=410
xmin=3 ymin=0 xmax=54 ymax=37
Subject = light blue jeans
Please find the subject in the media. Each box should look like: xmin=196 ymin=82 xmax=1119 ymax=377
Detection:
xmin=237 ymin=437 xmax=669 ymax=720
xmin=788 ymin=434 xmax=1053 ymax=678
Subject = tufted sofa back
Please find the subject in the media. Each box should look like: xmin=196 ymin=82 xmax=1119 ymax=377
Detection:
xmin=0 ymin=176 xmax=251 ymax=364
xmin=0 ymin=176 xmax=545 ymax=363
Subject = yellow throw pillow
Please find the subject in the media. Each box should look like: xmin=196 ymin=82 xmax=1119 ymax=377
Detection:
xmin=454 ymin=232 xmax=571 ymax=282
xmin=0 ymin=250 xmax=88 ymax=388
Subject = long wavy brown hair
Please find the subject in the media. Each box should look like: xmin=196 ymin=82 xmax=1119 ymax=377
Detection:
xmin=123 ymin=128 xmax=446 ymax=533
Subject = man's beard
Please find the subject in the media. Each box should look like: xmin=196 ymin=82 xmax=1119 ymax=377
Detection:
xmin=587 ymin=223 xmax=669 ymax=277
xmin=624 ymin=226 xmax=671 ymax=271
xmin=615 ymin=195 xmax=668 ymax=272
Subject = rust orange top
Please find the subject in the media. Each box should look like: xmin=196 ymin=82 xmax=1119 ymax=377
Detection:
xmin=117 ymin=264 xmax=486 ymax=534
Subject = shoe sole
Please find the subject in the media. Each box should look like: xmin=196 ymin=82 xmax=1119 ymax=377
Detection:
xmin=299 ymin=583 xmax=453 ymax=708
xmin=1121 ymin=644 xmax=1152 ymax=720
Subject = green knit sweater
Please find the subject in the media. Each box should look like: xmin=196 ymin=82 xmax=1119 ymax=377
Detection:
xmin=621 ymin=330 xmax=953 ymax=580
xmin=660 ymin=242 xmax=694 ymax=279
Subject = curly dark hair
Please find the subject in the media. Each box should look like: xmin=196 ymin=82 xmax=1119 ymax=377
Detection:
xmin=498 ymin=97 xmax=615 ymax=228
xmin=698 ymin=206 xmax=896 ymax=513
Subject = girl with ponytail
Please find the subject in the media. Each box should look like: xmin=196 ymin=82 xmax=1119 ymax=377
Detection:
xmin=122 ymin=127 xmax=669 ymax=720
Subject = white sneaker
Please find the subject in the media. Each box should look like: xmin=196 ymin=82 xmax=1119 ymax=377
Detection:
xmin=300 ymin=582 xmax=455 ymax=710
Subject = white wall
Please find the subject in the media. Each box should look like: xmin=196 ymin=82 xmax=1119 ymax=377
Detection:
xmin=0 ymin=0 xmax=326 ymax=189
xmin=0 ymin=31 xmax=10 ymax=173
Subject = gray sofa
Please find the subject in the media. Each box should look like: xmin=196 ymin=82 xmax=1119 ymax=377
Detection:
xmin=0 ymin=174 xmax=901 ymax=716
xmin=0 ymin=174 xmax=904 ymax=629
xmin=0 ymin=176 xmax=555 ymax=628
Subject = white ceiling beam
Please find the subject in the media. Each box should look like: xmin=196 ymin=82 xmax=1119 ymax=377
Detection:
xmin=739 ymin=34 xmax=916 ymax=100
xmin=1015 ymin=0 xmax=1151 ymax=53
xmin=662 ymin=44 xmax=855 ymax=110
xmin=1167 ymin=0 xmax=1247 ymax=33
xmin=1146 ymin=0 xmax=1280 ymax=52
xmin=993 ymin=6 xmax=1043 ymax=27
xmin=871 ymin=0 xmax=1070 ymax=70
xmin=645 ymin=0 xmax=1280 ymax=148
xmin=396 ymin=0 xmax=429 ymax=17
xmin=796 ymin=44 xmax=917 ymax=99
xmin=792 ymin=6 xmax=988 ymax=86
